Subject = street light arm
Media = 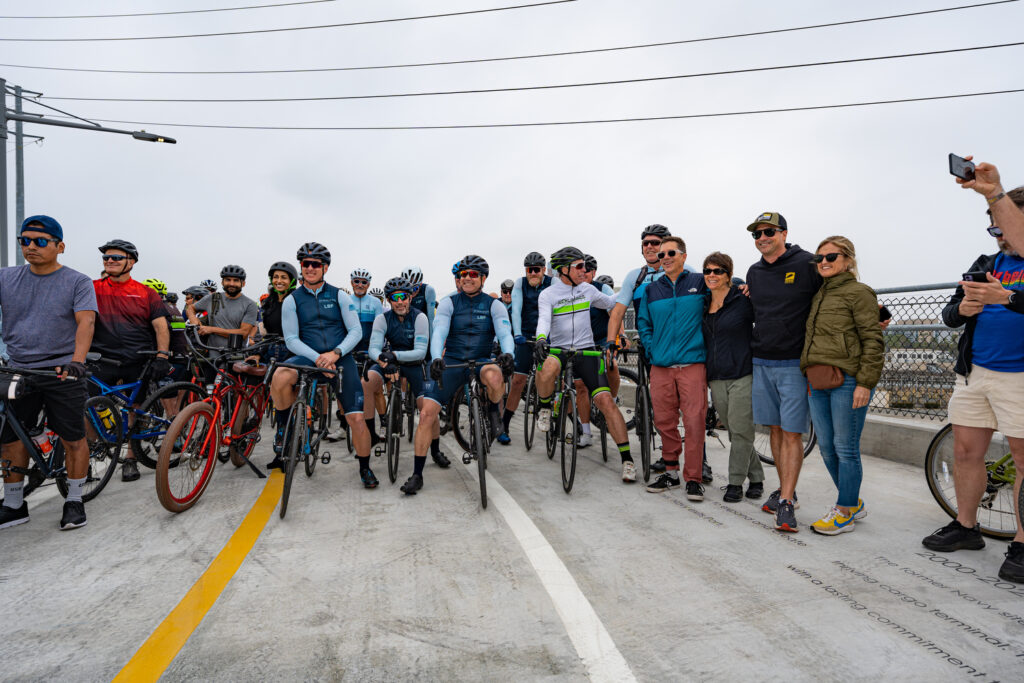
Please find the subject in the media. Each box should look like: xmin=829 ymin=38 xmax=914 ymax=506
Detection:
xmin=5 ymin=111 xmax=176 ymax=142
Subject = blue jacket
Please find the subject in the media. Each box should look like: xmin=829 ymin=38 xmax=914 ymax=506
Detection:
xmin=637 ymin=271 xmax=707 ymax=367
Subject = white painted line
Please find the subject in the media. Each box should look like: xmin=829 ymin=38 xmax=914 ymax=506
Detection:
xmin=463 ymin=462 xmax=637 ymax=683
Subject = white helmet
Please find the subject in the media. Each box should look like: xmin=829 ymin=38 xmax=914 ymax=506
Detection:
xmin=400 ymin=266 xmax=423 ymax=286
xmin=350 ymin=267 xmax=372 ymax=281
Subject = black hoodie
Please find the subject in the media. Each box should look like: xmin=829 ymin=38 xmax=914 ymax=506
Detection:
xmin=702 ymin=285 xmax=754 ymax=380
xmin=745 ymin=243 xmax=823 ymax=361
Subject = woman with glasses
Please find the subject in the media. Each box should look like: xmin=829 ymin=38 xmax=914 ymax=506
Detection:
xmin=258 ymin=261 xmax=298 ymax=364
xmin=800 ymin=236 xmax=883 ymax=536
xmin=701 ymin=252 xmax=764 ymax=503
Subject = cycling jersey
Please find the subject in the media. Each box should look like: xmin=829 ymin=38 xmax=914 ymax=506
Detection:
xmin=351 ymin=293 xmax=384 ymax=352
xmin=281 ymin=282 xmax=361 ymax=360
xmin=536 ymin=279 xmax=616 ymax=349
xmin=431 ymin=292 xmax=514 ymax=361
xmin=616 ymin=264 xmax=664 ymax=316
xmin=163 ymin=301 xmax=188 ymax=355
xmin=92 ymin=277 xmax=168 ymax=362
xmin=411 ymin=283 xmax=437 ymax=327
xmin=368 ymin=310 xmax=428 ymax=363
xmin=589 ymin=282 xmax=616 ymax=345
xmin=511 ymin=275 xmax=552 ymax=338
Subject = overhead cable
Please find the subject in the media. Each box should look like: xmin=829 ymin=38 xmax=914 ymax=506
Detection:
xmin=0 ymin=0 xmax=337 ymax=19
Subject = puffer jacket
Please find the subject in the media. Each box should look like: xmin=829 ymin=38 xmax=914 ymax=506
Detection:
xmin=800 ymin=272 xmax=884 ymax=389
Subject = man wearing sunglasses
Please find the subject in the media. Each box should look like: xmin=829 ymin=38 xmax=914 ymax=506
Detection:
xmin=400 ymin=266 xmax=437 ymax=331
xmin=744 ymin=211 xmax=822 ymax=530
xmin=0 ymin=216 xmax=98 ymax=531
xmin=574 ymin=253 xmax=619 ymax=449
xmin=606 ymin=225 xmax=669 ymax=345
xmin=346 ymin=267 xmax=385 ymax=441
xmin=504 ymin=251 xmax=553 ymax=439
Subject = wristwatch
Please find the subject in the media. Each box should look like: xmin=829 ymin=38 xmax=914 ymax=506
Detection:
xmin=1007 ymin=290 xmax=1017 ymax=305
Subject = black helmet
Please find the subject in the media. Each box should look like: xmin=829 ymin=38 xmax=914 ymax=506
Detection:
xmin=384 ymin=276 xmax=414 ymax=298
xmin=220 ymin=264 xmax=246 ymax=280
xmin=183 ymin=285 xmax=207 ymax=298
xmin=583 ymin=254 xmax=598 ymax=272
xmin=523 ymin=251 xmax=545 ymax=267
xmin=549 ymin=246 xmax=584 ymax=272
xmin=297 ymin=241 xmax=331 ymax=265
xmin=268 ymin=261 xmax=298 ymax=282
xmin=458 ymin=254 xmax=489 ymax=276
xmin=640 ymin=224 xmax=670 ymax=240
xmin=595 ymin=274 xmax=615 ymax=289
xmin=164 ymin=292 xmax=179 ymax=304
xmin=500 ymin=279 xmax=514 ymax=294
xmin=98 ymin=239 xmax=139 ymax=260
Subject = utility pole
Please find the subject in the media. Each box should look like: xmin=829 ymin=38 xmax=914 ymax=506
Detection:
xmin=13 ymin=86 xmax=43 ymax=266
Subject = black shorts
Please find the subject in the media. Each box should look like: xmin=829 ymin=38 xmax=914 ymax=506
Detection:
xmin=2 ymin=374 xmax=89 ymax=443
xmin=88 ymin=361 xmax=148 ymax=400
xmin=550 ymin=348 xmax=610 ymax=398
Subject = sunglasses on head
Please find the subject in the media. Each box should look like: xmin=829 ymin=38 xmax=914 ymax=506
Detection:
xmin=301 ymin=260 xmax=323 ymax=269
xmin=389 ymin=292 xmax=410 ymax=302
xmin=526 ymin=266 xmax=543 ymax=274
xmin=812 ymin=253 xmax=842 ymax=263
xmin=459 ymin=270 xmax=481 ymax=279
xmin=988 ymin=225 xmax=1003 ymax=238
xmin=751 ymin=228 xmax=784 ymax=239
xmin=19 ymin=236 xmax=59 ymax=248
xmin=351 ymin=278 xmax=369 ymax=286
xmin=703 ymin=267 xmax=728 ymax=276
xmin=642 ymin=239 xmax=662 ymax=247
xmin=657 ymin=249 xmax=681 ymax=259
xmin=101 ymin=254 xmax=127 ymax=262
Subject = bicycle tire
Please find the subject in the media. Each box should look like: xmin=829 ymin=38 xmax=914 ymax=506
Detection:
xmin=130 ymin=381 xmax=208 ymax=469
xmin=523 ymin=373 xmax=538 ymax=451
xmin=21 ymin=461 xmax=46 ymax=498
xmin=545 ymin=400 xmax=557 ymax=461
xmin=386 ymin=386 xmax=402 ymax=483
xmin=924 ymin=423 xmax=1017 ymax=540
xmin=155 ymin=401 xmax=218 ymax=513
xmin=1018 ymin=471 xmax=1024 ymax=542
xmin=406 ymin=388 xmax=415 ymax=444
xmin=471 ymin=394 xmax=487 ymax=509
xmin=450 ymin=391 xmax=472 ymax=454
xmin=617 ymin=367 xmax=639 ymax=431
xmin=754 ymin=423 xmax=817 ymax=466
xmin=599 ymin=415 xmax=608 ymax=462
xmin=560 ymin=391 xmax=578 ymax=493
xmin=229 ymin=390 xmax=265 ymax=468
xmin=305 ymin=389 xmax=328 ymax=478
xmin=280 ymin=402 xmax=304 ymax=519
xmin=636 ymin=389 xmax=652 ymax=483
xmin=57 ymin=396 xmax=122 ymax=502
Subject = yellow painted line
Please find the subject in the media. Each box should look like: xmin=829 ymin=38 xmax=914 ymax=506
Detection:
xmin=113 ymin=471 xmax=284 ymax=682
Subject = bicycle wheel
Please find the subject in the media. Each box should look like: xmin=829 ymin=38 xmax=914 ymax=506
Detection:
xmin=924 ymin=423 xmax=1017 ymax=540
xmin=523 ymin=373 xmax=538 ymax=451
xmin=155 ymin=401 xmax=218 ymax=513
xmin=280 ymin=402 xmax=305 ymax=519
xmin=560 ymin=391 xmax=578 ymax=493
xmin=305 ymin=389 xmax=328 ymax=478
xmin=470 ymin=395 xmax=487 ymax=509
xmin=130 ymin=381 xmax=208 ymax=469
xmin=754 ymin=423 xmax=817 ymax=466
xmin=450 ymin=391 xmax=472 ymax=453
xmin=406 ymin=388 xmax=415 ymax=444
xmin=229 ymin=390 xmax=265 ymax=468
xmin=635 ymin=389 xmax=653 ymax=483
xmin=617 ymin=367 xmax=639 ymax=431
xmin=386 ymin=387 xmax=402 ymax=483
xmin=57 ymin=396 xmax=122 ymax=502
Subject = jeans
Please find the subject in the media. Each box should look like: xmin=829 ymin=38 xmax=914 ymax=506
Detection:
xmin=807 ymin=374 xmax=872 ymax=508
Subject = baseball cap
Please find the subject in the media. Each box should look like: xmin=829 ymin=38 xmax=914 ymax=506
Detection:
xmin=21 ymin=215 xmax=63 ymax=241
xmin=746 ymin=212 xmax=787 ymax=233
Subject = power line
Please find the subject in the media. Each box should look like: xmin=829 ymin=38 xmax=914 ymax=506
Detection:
xmin=36 ymin=41 xmax=1024 ymax=103
xmin=0 ymin=0 xmax=1014 ymax=73
xmin=0 ymin=0 xmax=337 ymax=19
xmin=0 ymin=0 xmax=577 ymax=42
xmin=32 ymin=87 xmax=1024 ymax=131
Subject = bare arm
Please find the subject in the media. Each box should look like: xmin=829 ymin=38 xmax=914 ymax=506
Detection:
xmin=958 ymin=158 xmax=1024 ymax=254
xmin=607 ymin=302 xmax=627 ymax=341
xmin=72 ymin=310 xmax=95 ymax=363
xmin=152 ymin=317 xmax=170 ymax=354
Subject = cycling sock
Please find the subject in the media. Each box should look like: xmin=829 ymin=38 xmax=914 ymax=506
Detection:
xmin=489 ymin=400 xmax=501 ymax=414
xmin=414 ymin=455 xmax=426 ymax=476
xmin=275 ymin=409 xmax=289 ymax=428
xmin=66 ymin=477 xmax=86 ymax=503
xmin=357 ymin=455 xmax=370 ymax=473
xmin=369 ymin=415 xmax=377 ymax=435
xmin=539 ymin=394 xmax=552 ymax=408
xmin=502 ymin=409 xmax=514 ymax=431
xmin=2 ymin=481 xmax=24 ymax=509
xmin=580 ymin=422 xmax=591 ymax=435
xmin=430 ymin=439 xmax=441 ymax=456
xmin=617 ymin=442 xmax=633 ymax=464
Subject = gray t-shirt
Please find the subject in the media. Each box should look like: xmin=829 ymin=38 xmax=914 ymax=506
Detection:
xmin=194 ymin=292 xmax=258 ymax=349
xmin=0 ymin=264 xmax=98 ymax=369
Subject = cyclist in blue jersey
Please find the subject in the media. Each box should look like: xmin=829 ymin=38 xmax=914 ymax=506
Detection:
xmin=348 ymin=267 xmax=384 ymax=439
xmin=499 ymin=280 xmax=514 ymax=313
xmin=269 ymin=242 xmax=378 ymax=488
xmin=400 ymin=266 xmax=437 ymax=330
xmin=400 ymin=255 xmax=514 ymax=495
xmin=503 ymin=251 xmax=552 ymax=437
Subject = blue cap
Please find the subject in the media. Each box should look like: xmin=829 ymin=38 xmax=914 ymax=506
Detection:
xmin=21 ymin=215 xmax=63 ymax=241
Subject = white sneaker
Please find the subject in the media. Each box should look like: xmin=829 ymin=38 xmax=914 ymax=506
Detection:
xmin=325 ymin=428 xmax=346 ymax=442
xmin=577 ymin=432 xmax=592 ymax=448
xmin=622 ymin=461 xmax=637 ymax=482
xmin=537 ymin=408 xmax=551 ymax=433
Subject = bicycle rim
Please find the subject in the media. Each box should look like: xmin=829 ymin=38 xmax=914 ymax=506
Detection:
xmin=229 ymin=392 xmax=262 ymax=468
xmin=406 ymin=390 xmax=415 ymax=444
xmin=280 ymin=403 xmax=303 ymax=519
xmin=560 ymin=392 xmax=577 ymax=493
xmin=78 ymin=396 xmax=122 ymax=502
xmin=155 ymin=402 xmax=218 ymax=513
xmin=132 ymin=381 xmax=208 ymax=469
xmin=637 ymin=391 xmax=651 ymax=482
xmin=472 ymin=396 xmax=487 ymax=509
xmin=306 ymin=397 xmax=326 ymax=478
xmin=387 ymin=388 xmax=401 ymax=484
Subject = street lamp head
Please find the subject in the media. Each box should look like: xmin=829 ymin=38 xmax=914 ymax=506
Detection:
xmin=132 ymin=130 xmax=176 ymax=144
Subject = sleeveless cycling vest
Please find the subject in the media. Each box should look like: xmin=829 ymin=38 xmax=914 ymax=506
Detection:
xmin=443 ymin=292 xmax=496 ymax=361
xmin=518 ymin=275 xmax=551 ymax=338
xmin=291 ymin=283 xmax=350 ymax=354
xmin=590 ymin=302 xmax=610 ymax=344
xmin=383 ymin=310 xmax=417 ymax=352
xmin=412 ymin=286 xmax=429 ymax=317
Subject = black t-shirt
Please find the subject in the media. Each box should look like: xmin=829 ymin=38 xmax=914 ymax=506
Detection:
xmin=261 ymin=292 xmax=286 ymax=336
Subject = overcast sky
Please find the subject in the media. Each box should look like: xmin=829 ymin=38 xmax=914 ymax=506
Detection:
xmin=3 ymin=0 xmax=1024 ymax=300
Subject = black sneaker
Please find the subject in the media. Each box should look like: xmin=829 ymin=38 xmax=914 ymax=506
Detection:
xmin=488 ymin=409 xmax=504 ymax=444
xmin=745 ymin=482 xmax=764 ymax=499
xmin=266 ymin=456 xmax=285 ymax=472
xmin=685 ymin=481 xmax=704 ymax=502
xmin=762 ymin=488 xmax=799 ymax=513
xmin=723 ymin=484 xmax=743 ymax=503
xmin=121 ymin=459 xmax=140 ymax=482
xmin=60 ymin=501 xmax=87 ymax=530
xmin=0 ymin=502 xmax=29 ymax=530
xmin=646 ymin=473 xmax=681 ymax=493
xmin=775 ymin=500 xmax=799 ymax=532
xmin=702 ymin=456 xmax=713 ymax=484
xmin=400 ymin=473 xmax=423 ymax=495
xmin=651 ymin=458 xmax=666 ymax=473
xmin=431 ymin=451 xmax=451 ymax=469
xmin=921 ymin=520 xmax=985 ymax=552
xmin=360 ymin=468 xmax=379 ymax=489
xmin=273 ymin=427 xmax=285 ymax=455
xmin=998 ymin=542 xmax=1024 ymax=583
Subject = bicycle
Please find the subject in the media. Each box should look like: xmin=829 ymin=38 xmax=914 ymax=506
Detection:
xmin=542 ymin=347 xmax=607 ymax=493
xmin=619 ymin=340 xmax=655 ymax=483
xmin=373 ymin=361 xmax=425 ymax=484
xmin=438 ymin=358 xmax=498 ymax=509
xmin=925 ymin=423 xmax=1018 ymax=540
xmin=752 ymin=423 xmax=818 ymax=466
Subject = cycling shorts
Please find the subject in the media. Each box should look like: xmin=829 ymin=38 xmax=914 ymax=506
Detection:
xmin=283 ymin=354 xmax=364 ymax=415
xmin=368 ymin=363 xmax=425 ymax=399
xmin=88 ymin=361 xmax=148 ymax=400
xmin=2 ymin=374 xmax=88 ymax=444
xmin=423 ymin=359 xmax=494 ymax=407
xmin=550 ymin=348 xmax=609 ymax=398
xmin=513 ymin=342 xmax=535 ymax=376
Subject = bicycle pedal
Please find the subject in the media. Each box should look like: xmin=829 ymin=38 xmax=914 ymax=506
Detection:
xmin=462 ymin=453 xmax=473 ymax=465
xmin=373 ymin=445 xmax=385 ymax=457
xmin=321 ymin=451 xmax=331 ymax=464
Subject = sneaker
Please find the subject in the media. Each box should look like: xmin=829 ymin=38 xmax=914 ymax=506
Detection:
xmin=685 ymin=481 xmax=704 ymax=502
xmin=0 ymin=502 xmax=29 ymax=530
xmin=723 ymin=484 xmax=743 ymax=503
xmin=921 ymin=520 xmax=985 ymax=552
xmin=496 ymin=432 xmax=511 ymax=446
xmin=651 ymin=457 xmax=666 ymax=473
xmin=121 ymin=459 xmax=140 ymax=482
xmin=360 ymin=468 xmax=379 ymax=489
xmin=775 ymin=500 xmax=799 ymax=532
xmin=745 ymin=482 xmax=764 ymax=500
xmin=537 ymin=408 xmax=551 ymax=433
xmin=60 ymin=501 xmax=87 ymax=530
xmin=325 ymin=428 xmax=346 ymax=442
xmin=266 ymin=456 xmax=285 ymax=472
xmin=762 ymin=488 xmax=799 ymax=514
xmin=488 ymin=410 xmax=504 ymax=443
xmin=998 ymin=542 xmax=1024 ymax=583
xmin=577 ymin=432 xmax=592 ymax=448
xmin=702 ymin=457 xmax=713 ymax=484
xmin=811 ymin=506 xmax=855 ymax=536
xmin=646 ymin=473 xmax=680 ymax=493
xmin=621 ymin=460 xmax=637 ymax=483
xmin=850 ymin=499 xmax=868 ymax=521
xmin=431 ymin=451 xmax=451 ymax=468
xmin=273 ymin=427 xmax=285 ymax=455
xmin=400 ymin=473 xmax=423 ymax=495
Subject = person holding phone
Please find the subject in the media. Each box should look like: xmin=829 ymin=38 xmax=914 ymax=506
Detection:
xmin=954 ymin=156 xmax=1024 ymax=255
xmin=922 ymin=187 xmax=1024 ymax=583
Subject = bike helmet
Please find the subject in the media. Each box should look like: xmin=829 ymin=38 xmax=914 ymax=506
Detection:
xmin=200 ymin=279 xmax=217 ymax=291
xmin=369 ymin=287 xmax=385 ymax=301
xmin=500 ymin=279 xmax=514 ymax=294
xmin=457 ymin=254 xmax=489 ymax=276
xmin=549 ymin=246 xmax=584 ymax=272
xmin=583 ymin=254 xmax=598 ymax=272
xmin=267 ymin=261 xmax=298 ymax=282
xmin=98 ymin=239 xmax=139 ymax=260
xmin=640 ymin=224 xmax=670 ymax=240
xmin=595 ymin=274 xmax=615 ymax=289
xmin=164 ymin=292 xmax=179 ymax=304
xmin=183 ymin=285 xmax=207 ymax=298
xmin=523 ymin=251 xmax=545 ymax=267
xmin=220 ymin=264 xmax=246 ymax=280
xmin=384 ymin=276 xmax=414 ymax=298
xmin=350 ymin=267 xmax=372 ymax=281
xmin=451 ymin=262 xmax=462 ymax=277
xmin=142 ymin=278 xmax=167 ymax=296
xmin=296 ymin=241 xmax=331 ymax=265
xmin=400 ymin=266 xmax=424 ymax=286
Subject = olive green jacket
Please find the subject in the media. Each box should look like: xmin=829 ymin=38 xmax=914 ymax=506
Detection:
xmin=800 ymin=272 xmax=884 ymax=389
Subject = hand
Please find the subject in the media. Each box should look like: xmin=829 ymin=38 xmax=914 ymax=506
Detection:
xmin=852 ymin=386 xmax=871 ymax=410
xmin=429 ymin=357 xmax=446 ymax=381
xmin=244 ymin=355 xmax=260 ymax=364
xmin=957 ymin=156 xmax=1004 ymax=199
xmin=379 ymin=350 xmax=398 ymax=368
xmin=533 ymin=338 xmax=549 ymax=364
xmin=958 ymin=299 xmax=985 ymax=317
xmin=58 ymin=361 xmax=88 ymax=380
xmin=150 ymin=357 xmax=171 ymax=378
xmin=618 ymin=336 xmax=631 ymax=350
xmin=197 ymin=325 xmax=213 ymax=336
xmin=514 ymin=335 xmax=527 ymax=346
xmin=315 ymin=351 xmax=339 ymax=370
xmin=961 ymin=273 xmax=1010 ymax=305
xmin=497 ymin=352 xmax=514 ymax=375
xmin=738 ymin=284 xmax=750 ymax=298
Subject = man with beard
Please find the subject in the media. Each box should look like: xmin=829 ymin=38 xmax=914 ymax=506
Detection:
xmin=185 ymin=265 xmax=259 ymax=353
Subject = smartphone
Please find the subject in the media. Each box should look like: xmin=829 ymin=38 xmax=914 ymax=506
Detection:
xmin=879 ymin=305 xmax=891 ymax=322
xmin=949 ymin=153 xmax=975 ymax=181
xmin=962 ymin=271 xmax=989 ymax=282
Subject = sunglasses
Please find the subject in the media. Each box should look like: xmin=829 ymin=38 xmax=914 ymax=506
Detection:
xmin=19 ymin=236 xmax=60 ymax=248
xmin=657 ymin=249 xmax=682 ymax=259
xmin=389 ymin=292 xmax=410 ymax=302
xmin=570 ymin=262 xmax=587 ymax=270
xmin=988 ymin=225 xmax=1003 ymax=237
xmin=301 ymin=260 xmax=324 ymax=269
xmin=526 ymin=266 xmax=543 ymax=274
xmin=703 ymin=267 xmax=728 ymax=276
xmin=642 ymin=239 xmax=662 ymax=247
xmin=459 ymin=270 xmax=481 ymax=279
xmin=812 ymin=253 xmax=842 ymax=263
xmin=101 ymin=254 xmax=128 ymax=262
xmin=751 ymin=228 xmax=784 ymax=239
xmin=351 ymin=278 xmax=369 ymax=286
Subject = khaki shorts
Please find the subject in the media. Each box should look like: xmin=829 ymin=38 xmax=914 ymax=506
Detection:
xmin=948 ymin=365 xmax=1024 ymax=438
